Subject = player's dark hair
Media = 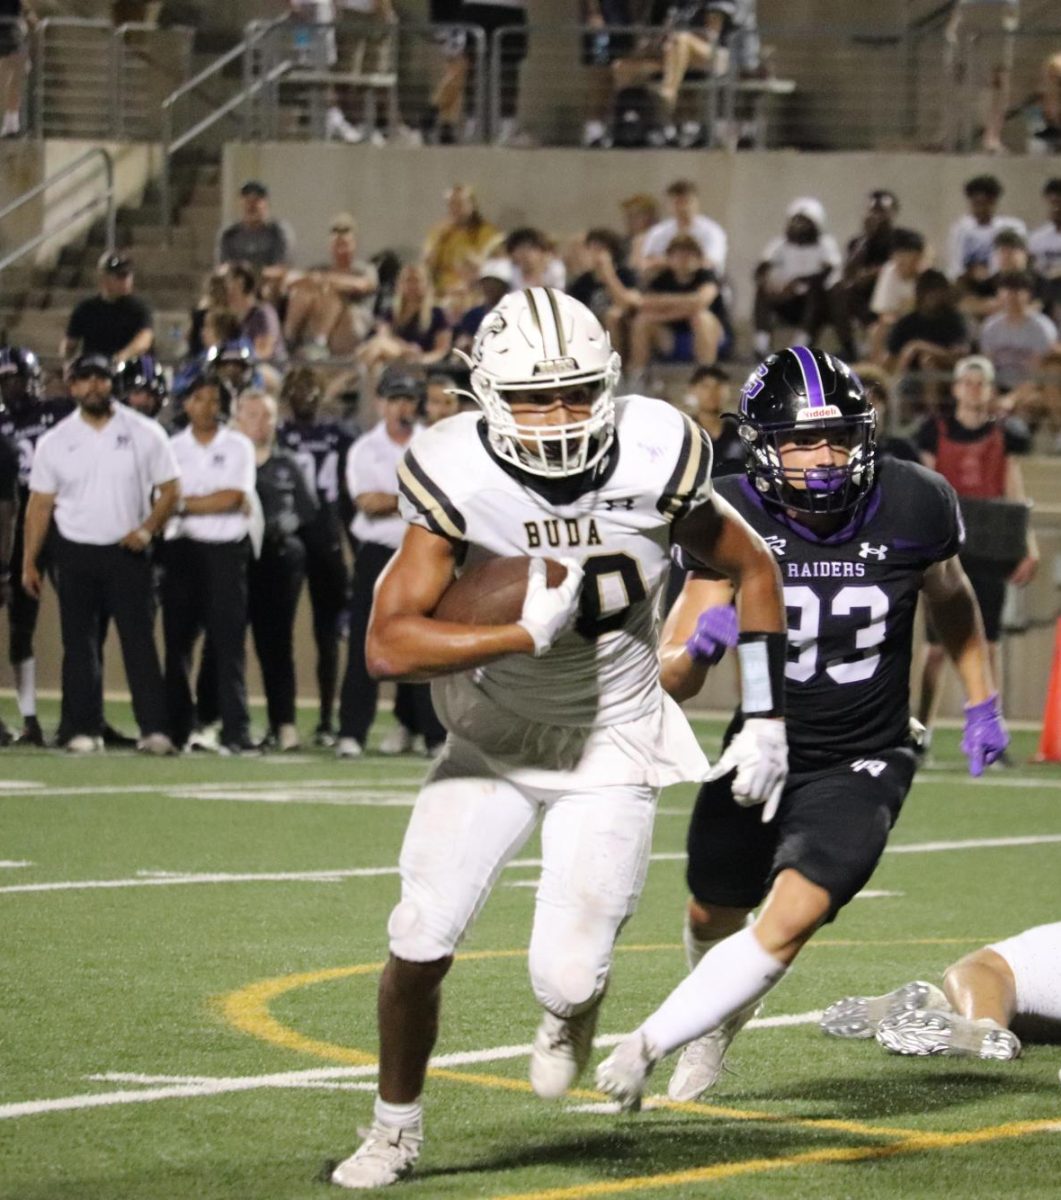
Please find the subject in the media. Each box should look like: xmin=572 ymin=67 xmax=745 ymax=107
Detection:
xmin=964 ymin=174 xmax=1002 ymax=200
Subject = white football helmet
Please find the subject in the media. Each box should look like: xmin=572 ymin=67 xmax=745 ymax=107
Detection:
xmin=465 ymin=287 xmax=621 ymax=479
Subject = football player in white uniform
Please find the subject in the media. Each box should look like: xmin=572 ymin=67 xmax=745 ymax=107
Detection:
xmin=330 ymin=288 xmax=789 ymax=1190
xmin=822 ymin=920 xmax=1061 ymax=1062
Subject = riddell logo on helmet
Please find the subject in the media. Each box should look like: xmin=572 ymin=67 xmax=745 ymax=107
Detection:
xmin=795 ymin=404 xmax=843 ymax=420
xmin=533 ymin=358 xmax=579 ymax=374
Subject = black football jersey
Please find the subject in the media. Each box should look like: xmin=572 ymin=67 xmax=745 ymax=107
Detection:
xmin=689 ymin=459 xmax=963 ymax=771
xmin=276 ymin=420 xmax=356 ymax=508
xmin=0 ymin=398 xmax=76 ymax=500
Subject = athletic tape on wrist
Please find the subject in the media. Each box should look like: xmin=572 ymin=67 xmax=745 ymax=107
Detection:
xmin=737 ymin=632 xmax=786 ymax=717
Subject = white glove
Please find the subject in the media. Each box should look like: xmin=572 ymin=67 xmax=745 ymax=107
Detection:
xmin=518 ymin=557 xmax=584 ymax=657
xmin=705 ymin=718 xmax=788 ymax=823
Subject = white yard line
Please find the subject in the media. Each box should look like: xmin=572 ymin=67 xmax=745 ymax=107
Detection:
xmin=0 ymin=1013 xmax=823 ymax=1122
xmin=0 ymin=860 xmax=32 ymax=868
xmin=2 ymin=835 xmax=1058 ymax=898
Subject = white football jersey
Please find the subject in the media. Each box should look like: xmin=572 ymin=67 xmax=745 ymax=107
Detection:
xmin=397 ymin=395 xmax=712 ymax=757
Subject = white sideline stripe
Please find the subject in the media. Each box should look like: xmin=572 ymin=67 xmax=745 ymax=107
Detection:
xmin=0 ymin=860 xmax=31 ymax=868
xmin=0 ymin=778 xmax=424 ymax=801
xmin=886 ymin=834 xmax=1061 ymax=854
xmin=3 ymin=837 xmax=1059 ymax=897
xmin=2 ymin=1013 xmax=823 ymax=1121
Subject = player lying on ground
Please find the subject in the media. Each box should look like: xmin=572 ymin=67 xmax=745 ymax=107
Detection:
xmin=821 ymin=920 xmax=1061 ymax=1063
xmin=330 ymin=289 xmax=789 ymax=1189
xmin=596 ymin=347 xmax=1009 ymax=1110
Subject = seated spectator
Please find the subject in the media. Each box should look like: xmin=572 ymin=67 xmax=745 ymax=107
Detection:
xmin=187 ymin=268 xmax=230 ymax=358
xmin=283 ymin=212 xmax=378 ymax=360
xmin=568 ymin=227 xmax=638 ymax=326
xmin=940 ymin=0 xmax=1018 ymax=154
xmin=1007 ymin=349 xmax=1061 ymax=452
xmin=0 ymin=0 xmax=36 ymax=138
xmin=216 ymin=181 xmax=294 ymax=290
xmin=640 ymin=178 xmax=727 ymax=275
xmin=357 ymin=263 xmax=452 ymax=372
xmin=1030 ymin=50 xmax=1061 ymax=150
xmin=947 ymin=174 xmax=1025 ymax=282
xmin=979 ymin=271 xmax=1060 ymax=393
xmin=851 ymin=362 xmax=920 ymax=461
xmin=424 ymin=370 xmax=462 ymax=424
xmin=580 ymin=0 xmax=635 ymax=148
xmin=61 ymin=252 xmax=153 ymax=365
xmin=832 ymin=188 xmax=901 ymax=360
xmin=687 ymin=364 xmax=743 ymax=475
xmin=453 ymin=258 xmax=511 ymax=353
xmin=619 ymin=192 xmax=660 ymax=276
xmin=1028 ymin=178 xmax=1061 ymax=323
xmin=621 ymin=234 xmax=724 ymax=378
xmin=752 ymin=197 xmax=842 ymax=357
xmin=867 ymin=228 xmax=926 ymax=360
xmin=422 ymin=184 xmax=503 ymax=300
xmin=885 ymin=269 xmax=969 ymax=383
xmin=505 ymin=227 xmax=566 ymax=290
xmin=957 ymin=228 xmax=1050 ymax=323
xmin=226 ymin=263 xmax=287 ymax=367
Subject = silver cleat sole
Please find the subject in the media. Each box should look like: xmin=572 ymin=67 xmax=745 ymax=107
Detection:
xmin=820 ymin=980 xmax=949 ymax=1039
xmin=876 ymin=1009 xmax=1022 ymax=1060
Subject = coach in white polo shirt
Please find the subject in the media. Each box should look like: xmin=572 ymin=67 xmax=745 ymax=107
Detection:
xmin=163 ymin=369 xmax=257 ymax=754
xmin=23 ymin=353 xmax=178 ymax=754
xmin=336 ymin=367 xmax=444 ymax=760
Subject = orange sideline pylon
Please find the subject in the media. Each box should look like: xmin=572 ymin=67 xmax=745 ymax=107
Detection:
xmin=1035 ymin=617 xmax=1061 ymax=762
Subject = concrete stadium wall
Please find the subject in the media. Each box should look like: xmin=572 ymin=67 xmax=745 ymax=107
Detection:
xmin=220 ymin=143 xmax=1052 ymax=321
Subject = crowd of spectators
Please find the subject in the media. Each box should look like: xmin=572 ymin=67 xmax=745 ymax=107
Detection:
xmin=1 ymin=165 xmax=1059 ymax=753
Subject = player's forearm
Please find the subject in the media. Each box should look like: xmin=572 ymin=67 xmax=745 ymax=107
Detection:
xmin=927 ymin=584 xmax=994 ymax=704
xmin=22 ymin=494 xmax=53 ymax=568
xmin=365 ymin=616 xmax=534 ymax=681
xmin=182 ymin=489 xmax=245 ymax=515
xmin=660 ymin=642 xmax=709 ymax=703
xmin=144 ymin=481 xmax=180 ymax=536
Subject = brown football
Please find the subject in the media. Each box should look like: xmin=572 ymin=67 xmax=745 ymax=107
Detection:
xmin=434 ymin=556 xmax=568 ymax=626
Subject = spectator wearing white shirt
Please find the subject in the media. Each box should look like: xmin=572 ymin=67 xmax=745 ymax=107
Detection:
xmin=163 ymin=370 xmax=257 ymax=755
xmin=640 ymin=179 xmax=728 ymax=276
xmin=946 ymin=175 xmax=1026 ymax=282
xmin=336 ymin=367 xmax=444 ymax=760
xmin=505 ymin=227 xmax=567 ymax=292
xmin=23 ymin=354 xmax=179 ymax=754
xmin=979 ymin=271 xmax=1060 ymax=392
xmin=867 ymin=228 xmax=927 ymax=363
xmin=752 ymin=197 xmax=842 ymax=357
xmin=1028 ymin=178 xmax=1061 ymax=322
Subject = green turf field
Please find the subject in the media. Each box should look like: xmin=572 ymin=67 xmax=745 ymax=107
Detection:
xmin=3 ymin=704 xmax=1060 ymax=1200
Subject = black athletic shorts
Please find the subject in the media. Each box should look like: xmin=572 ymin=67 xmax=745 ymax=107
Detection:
xmin=686 ymin=745 xmax=917 ymax=919
xmin=925 ymin=556 xmax=1007 ymax=644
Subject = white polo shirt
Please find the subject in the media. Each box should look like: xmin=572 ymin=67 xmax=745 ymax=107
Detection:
xmin=29 ymin=405 xmax=178 ymax=545
xmin=346 ymin=420 xmax=421 ymax=549
xmin=168 ymin=425 xmax=256 ymax=544
xmin=641 ymin=215 xmax=729 ymax=274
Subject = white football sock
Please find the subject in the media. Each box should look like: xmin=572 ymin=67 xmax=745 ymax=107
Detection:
xmin=374 ymin=1096 xmax=422 ymax=1130
xmin=642 ymin=926 xmax=786 ymax=1057
xmin=14 ymin=658 xmax=36 ymax=718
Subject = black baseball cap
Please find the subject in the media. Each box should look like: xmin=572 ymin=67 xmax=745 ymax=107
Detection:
xmin=377 ymin=367 xmax=422 ymax=400
xmin=98 ymin=252 xmax=132 ymax=276
xmin=240 ymin=180 xmax=269 ymax=197
xmin=68 ymin=353 xmax=114 ymax=381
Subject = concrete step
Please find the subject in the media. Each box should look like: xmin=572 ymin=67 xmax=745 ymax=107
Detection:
xmin=124 ymin=223 xmax=216 ymax=251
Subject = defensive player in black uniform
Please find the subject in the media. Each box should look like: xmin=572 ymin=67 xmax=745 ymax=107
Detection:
xmin=114 ymin=354 xmax=168 ymax=420
xmin=0 ymin=346 xmax=73 ymax=744
xmin=276 ymin=366 xmax=356 ymax=745
xmin=597 ymin=347 xmax=1009 ymax=1109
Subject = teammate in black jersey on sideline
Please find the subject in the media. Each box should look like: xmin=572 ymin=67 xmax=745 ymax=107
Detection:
xmin=276 ymin=367 xmax=357 ymax=745
xmin=597 ymin=346 xmax=1009 ymax=1109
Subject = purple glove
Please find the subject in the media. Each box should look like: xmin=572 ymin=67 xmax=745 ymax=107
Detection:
xmin=686 ymin=605 xmax=739 ymax=666
xmin=960 ymin=694 xmax=1009 ymax=777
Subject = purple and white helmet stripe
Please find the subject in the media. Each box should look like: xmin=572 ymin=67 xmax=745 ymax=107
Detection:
xmin=788 ymin=346 xmax=826 ymax=409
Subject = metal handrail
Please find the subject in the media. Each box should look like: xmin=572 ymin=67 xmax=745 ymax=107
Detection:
xmin=0 ymin=148 xmax=114 ymax=274
xmin=159 ymin=11 xmax=292 ymax=241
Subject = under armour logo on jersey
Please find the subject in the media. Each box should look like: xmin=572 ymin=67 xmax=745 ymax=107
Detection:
xmin=603 ymin=497 xmax=635 ymax=511
xmin=211 ymin=453 xmax=226 ymax=466
xmin=115 ymin=435 xmax=131 ymax=447
xmin=763 ymin=535 xmax=787 ymax=557
xmin=858 ymin=542 xmax=888 ymax=560
xmin=851 ymin=758 xmax=887 ymax=777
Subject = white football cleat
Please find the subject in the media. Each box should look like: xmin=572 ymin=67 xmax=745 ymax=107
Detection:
xmin=820 ymin=980 xmax=950 ymax=1039
xmin=336 ymin=737 xmax=363 ymax=760
xmin=876 ymin=1009 xmax=1021 ymax=1061
xmin=529 ymin=1001 xmax=601 ymax=1099
xmin=331 ymin=1121 xmax=422 ymax=1189
xmin=66 ymin=734 xmax=102 ymax=754
xmin=667 ymin=1001 xmax=761 ymax=1102
xmin=379 ymin=727 xmax=415 ymax=756
xmin=594 ymin=1030 xmax=659 ymax=1112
